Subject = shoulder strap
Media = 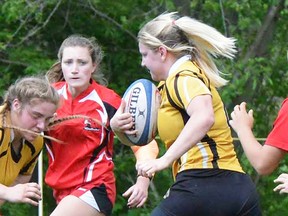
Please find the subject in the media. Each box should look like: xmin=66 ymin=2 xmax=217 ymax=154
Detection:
xmin=178 ymin=69 xmax=211 ymax=91
xmin=164 ymin=69 xmax=211 ymax=124
xmin=165 ymin=69 xmax=210 ymax=109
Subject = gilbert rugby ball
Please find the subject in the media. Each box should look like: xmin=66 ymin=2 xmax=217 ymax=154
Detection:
xmin=122 ymin=79 xmax=161 ymax=146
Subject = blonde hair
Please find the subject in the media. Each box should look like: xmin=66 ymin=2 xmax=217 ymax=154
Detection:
xmin=137 ymin=12 xmax=237 ymax=87
xmin=46 ymin=34 xmax=107 ymax=85
xmin=2 ymin=76 xmax=59 ymax=113
xmin=1 ymin=76 xmax=61 ymax=142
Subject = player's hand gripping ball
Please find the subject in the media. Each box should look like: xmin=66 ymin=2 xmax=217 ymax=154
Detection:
xmin=122 ymin=79 xmax=161 ymax=146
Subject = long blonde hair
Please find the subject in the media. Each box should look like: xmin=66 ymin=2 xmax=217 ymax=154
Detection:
xmin=137 ymin=12 xmax=237 ymax=87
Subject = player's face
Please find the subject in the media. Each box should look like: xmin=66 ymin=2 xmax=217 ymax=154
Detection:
xmin=61 ymin=46 xmax=96 ymax=96
xmin=139 ymin=43 xmax=166 ymax=81
xmin=12 ymin=99 xmax=57 ymax=142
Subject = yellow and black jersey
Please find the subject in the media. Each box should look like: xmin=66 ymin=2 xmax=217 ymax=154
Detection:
xmin=0 ymin=106 xmax=43 ymax=186
xmin=157 ymin=61 xmax=244 ymax=178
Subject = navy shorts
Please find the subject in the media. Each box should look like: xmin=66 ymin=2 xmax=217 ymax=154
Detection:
xmin=151 ymin=169 xmax=262 ymax=216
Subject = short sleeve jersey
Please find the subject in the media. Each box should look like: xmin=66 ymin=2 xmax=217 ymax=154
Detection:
xmin=158 ymin=61 xmax=244 ymax=178
xmin=45 ymin=80 xmax=121 ymax=204
xmin=0 ymin=106 xmax=43 ymax=186
xmin=265 ymin=98 xmax=288 ymax=151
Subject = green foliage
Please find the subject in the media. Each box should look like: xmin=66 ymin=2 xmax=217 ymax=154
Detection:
xmin=0 ymin=202 xmax=38 ymax=216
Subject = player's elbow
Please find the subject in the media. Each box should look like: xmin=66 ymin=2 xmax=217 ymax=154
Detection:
xmin=255 ymin=167 xmax=273 ymax=176
xmin=254 ymin=163 xmax=276 ymax=176
xmin=209 ymin=115 xmax=215 ymax=128
xmin=204 ymin=113 xmax=215 ymax=130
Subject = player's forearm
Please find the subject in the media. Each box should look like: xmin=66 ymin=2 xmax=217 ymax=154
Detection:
xmin=164 ymin=114 xmax=213 ymax=165
xmin=236 ymin=127 xmax=264 ymax=170
xmin=131 ymin=140 xmax=159 ymax=162
xmin=13 ymin=174 xmax=31 ymax=185
xmin=0 ymin=184 xmax=9 ymax=202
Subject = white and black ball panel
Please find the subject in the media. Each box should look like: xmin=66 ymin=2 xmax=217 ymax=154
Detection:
xmin=122 ymin=79 xmax=160 ymax=146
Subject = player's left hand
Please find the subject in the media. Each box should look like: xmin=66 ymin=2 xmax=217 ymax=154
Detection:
xmin=229 ymin=102 xmax=254 ymax=133
xmin=136 ymin=157 xmax=168 ymax=178
xmin=273 ymin=173 xmax=288 ymax=194
xmin=123 ymin=176 xmax=150 ymax=208
xmin=4 ymin=182 xmax=42 ymax=206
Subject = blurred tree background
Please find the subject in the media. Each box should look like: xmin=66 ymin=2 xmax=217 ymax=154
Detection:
xmin=0 ymin=0 xmax=287 ymax=215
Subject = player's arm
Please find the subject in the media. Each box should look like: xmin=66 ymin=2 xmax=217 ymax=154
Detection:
xmin=230 ymin=102 xmax=286 ymax=175
xmin=0 ymin=175 xmax=31 ymax=204
xmin=0 ymin=183 xmax=8 ymax=206
xmin=0 ymin=174 xmax=41 ymax=206
xmin=137 ymin=94 xmax=214 ymax=178
xmin=12 ymin=174 xmax=31 ymax=185
xmin=131 ymin=140 xmax=159 ymax=162
xmin=161 ymin=94 xmax=214 ymax=166
xmin=123 ymin=140 xmax=159 ymax=208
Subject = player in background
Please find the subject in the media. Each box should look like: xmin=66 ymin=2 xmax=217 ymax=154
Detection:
xmin=0 ymin=76 xmax=60 ymax=206
xmin=45 ymin=35 xmax=158 ymax=216
xmin=230 ymin=99 xmax=288 ymax=193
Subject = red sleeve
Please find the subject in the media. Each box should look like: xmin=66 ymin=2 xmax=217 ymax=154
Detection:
xmin=265 ymin=98 xmax=288 ymax=151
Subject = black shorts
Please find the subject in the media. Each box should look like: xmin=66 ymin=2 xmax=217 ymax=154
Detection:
xmin=151 ymin=169 xmax=262 ymax=216
xmin=56 ymin=183 xmax=113 ymax=216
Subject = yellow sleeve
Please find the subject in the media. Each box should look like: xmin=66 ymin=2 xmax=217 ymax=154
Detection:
xmin=171 ymin=75 xmax=211 ymax=110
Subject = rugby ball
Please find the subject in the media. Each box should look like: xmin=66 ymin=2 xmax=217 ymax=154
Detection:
xmin=122 ymin=79 xmax=161 ymax=146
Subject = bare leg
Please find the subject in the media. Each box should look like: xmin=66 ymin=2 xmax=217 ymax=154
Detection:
xmin=50 ymin=195 xmax=105 ymax=216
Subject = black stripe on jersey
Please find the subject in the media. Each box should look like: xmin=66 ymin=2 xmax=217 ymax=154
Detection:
xmin=173 ymin=69 xmax=210 ymax=111
xmin=44 ymin=137 xmax=52 ymax=151
xmin=0 ymin=128 xmax=4 ymax=146
xmin=224 ymin=105 xmax=231 ymax=126
xmin=187 ymin=65 xmax=211 ymax=91
xmin=174 ymin=74 xmax=185 ymax=109
xmin=11 ymin=142 xmax=22 ymax=163
xmin=83 ymin=129 xmax=110 ymax=181
xmin=83 ymin=102 xmax=116 ymax=182
xmin=0 ymin=150 xmax=7 ymax=158
xmin=103 ymin=101 xmax=118 ymax=131
xmin=20 ymin=151 xmax=41 ymax=174
xmin=90 ymin=129 xmax=110 ymax=164
xmin=201 ymin=134 xmax=219 ymax=168
xmin=24 ymin=140 xmax=36 ymax=156
xmin=165 ymin=82 xmax=189 ymax=125
xmin=0 ymin=128 xmax=6 ymax=158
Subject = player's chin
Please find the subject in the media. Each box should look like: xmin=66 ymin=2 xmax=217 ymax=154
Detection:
xmin=150 ymin=74 xmax=160 ymax=82
xmin=24 ymin=133 xmax=38 ymax=142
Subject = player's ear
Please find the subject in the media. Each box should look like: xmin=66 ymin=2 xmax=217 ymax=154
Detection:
xmin=11 ymin=98 xmax=22 ymax=112
xmin=158 ymin=46 xmax=167 ymax=59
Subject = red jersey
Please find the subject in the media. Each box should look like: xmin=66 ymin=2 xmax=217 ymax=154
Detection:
xmin=265 ymin=98 xmax=288 ymax=151
xmin=45 ymin=80 xmax=121 ymax=204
